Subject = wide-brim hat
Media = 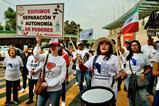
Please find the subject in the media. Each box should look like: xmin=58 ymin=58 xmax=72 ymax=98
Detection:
xmin=92 ymin=37 xmax=112 ymax=50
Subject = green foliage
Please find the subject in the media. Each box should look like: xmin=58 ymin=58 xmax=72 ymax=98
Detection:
xmin=4 ymin=7 xmax=16 ymax=31
xmin=0 ymin=24 xmax=3 ymax=31
xmin=5 ymin=24 xmax=11 ymax=31
xmin=64 ymin=20 xmax=82 ymax=35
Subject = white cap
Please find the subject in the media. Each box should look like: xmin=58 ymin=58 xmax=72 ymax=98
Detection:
xmin=23 ymin=45 xmax=28 ymax=49
xmin=48 ymin=38 xmax=60 ymax=46
xmin=77 ymin=41 xmax=84 ymax=46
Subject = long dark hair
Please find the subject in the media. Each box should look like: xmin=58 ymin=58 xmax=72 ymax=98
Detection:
xmin=126 ymin=40 xmax=142 ymax=60
xmin=97 ymin=41 xmax=113 ymax=60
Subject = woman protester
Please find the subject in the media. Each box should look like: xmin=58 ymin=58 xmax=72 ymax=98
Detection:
xmin=25 ymin=52 xmax=44 ymax=104
xmin=34 ymin=35 xmax=66 ymax=106
xmin=117 ymin=33 xmax=151 ymax=106
xmin=3 ymin=46 xmax=23 ymax=105
xmin=77 ymin=37 xmax=121 ymax=106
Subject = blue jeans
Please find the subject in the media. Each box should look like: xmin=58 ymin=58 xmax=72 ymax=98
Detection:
xmin=76 ymin=70 xmax=91 ymax=95
xmin=37 ymin=90 xmax=61 ymax=106
xmin=146 ymin=69 xmax=155 ymax=95
xmin=153 ymin=90 xmax=159 ymax=106
xmin=84 ymin=71 xmax=91 ymax=88
xmin=125 ymin=75 xmax=149 ymax=106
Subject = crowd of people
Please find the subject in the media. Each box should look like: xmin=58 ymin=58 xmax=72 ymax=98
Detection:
xmin=2 ymin=33 xmax=159 ymax=106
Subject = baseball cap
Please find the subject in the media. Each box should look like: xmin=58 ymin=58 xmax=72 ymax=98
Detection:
xmin=23 ymin=45 xmax=28 ymax=49
xmin=48 ymin=38 xmax=60 ymax=46
xmin=77 ymin=42 xmax=84 ymax=46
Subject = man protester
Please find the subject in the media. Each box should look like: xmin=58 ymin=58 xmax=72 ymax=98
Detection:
xmin=19 ymin=45 xmax=31 ymax=92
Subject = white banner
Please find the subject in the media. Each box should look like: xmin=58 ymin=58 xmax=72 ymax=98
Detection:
xmin=16 ymin=3 xmax=64 ymax=38
xmin=80 ymin=28 xmax=93 ymax=41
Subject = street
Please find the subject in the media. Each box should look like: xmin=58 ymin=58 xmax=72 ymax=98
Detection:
xmin=0 ymin=61 xmax=129 ymax=106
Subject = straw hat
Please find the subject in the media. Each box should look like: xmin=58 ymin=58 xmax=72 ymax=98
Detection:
xmin=92 ymin=37 xmax=112 ymax=50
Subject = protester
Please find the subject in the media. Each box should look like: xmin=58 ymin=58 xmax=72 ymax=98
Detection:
xmin=19 ymin=45 xmax=31 ymax=93
xmin=25 ymin=52 xmax=44 ymax=104
xmin=141 ymin=36 xmax=156 ymax=95
xmin=117 ymin=33 xmax=151 ymax=106
xmin=77 ymin=37 xmax=121 ymax=106
xmin=71 ymin=47 xmax=79 ymax=86
xmin=152 ymin=52 xmax=159 ymax=106
xmin=72 ymin=41 xmax=91 ymax=95
xmin=59 ymin=43 xmax=70 ymax=106
xmin=155 ymin=40 xmax=159 ymax=52
xmin=60 ymin=43 xmax=70 ymax=84
xmin=3 ymin=46 xmax=23 ymax=105
xmin=34 ymin=35 xmax=66 ymax=106
xmin=125 ymin=40 xmax=131 ymax=51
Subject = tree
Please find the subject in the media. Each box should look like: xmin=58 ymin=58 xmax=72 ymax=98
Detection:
xmin=64 ymin=20 xmax=82 ymax=35
xmin=4 ymin=7 xmax=16 ymax=31
xmin=0 ymin=24 xmax=3 ymax=31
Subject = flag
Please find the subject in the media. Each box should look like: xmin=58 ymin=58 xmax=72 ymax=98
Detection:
xmin=80 ymin=29 xmax=93 ymax=41
xmin=121 ymin=8 xmax=139 ymax=34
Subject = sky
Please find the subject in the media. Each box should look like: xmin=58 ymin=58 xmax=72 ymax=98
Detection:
xmin=0 ymin=0 xmax=139 ymax=38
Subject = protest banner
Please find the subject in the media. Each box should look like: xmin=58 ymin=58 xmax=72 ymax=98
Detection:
xmin=16 ymin=3 xmax=64 ymax=38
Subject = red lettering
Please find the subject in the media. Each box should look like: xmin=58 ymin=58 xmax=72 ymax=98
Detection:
xmin=25 ymin=27 xmax=30 ymax=31
xmin=28 ymin=10 xmax=31 ymax=14
xmin=27 ymin=9 xmax=50 ymax=14
xmin=32 ymin=27 xmax=53 ymax=32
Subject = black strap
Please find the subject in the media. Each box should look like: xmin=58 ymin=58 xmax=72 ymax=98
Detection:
xmin=92 ymin=55 xmax=99 ymax=68
xmin=129 ymin=59 xmax=134 ymax=74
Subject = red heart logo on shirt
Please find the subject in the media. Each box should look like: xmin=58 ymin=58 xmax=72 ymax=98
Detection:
xmin=47 ymin=62 xmax=56 ymax=70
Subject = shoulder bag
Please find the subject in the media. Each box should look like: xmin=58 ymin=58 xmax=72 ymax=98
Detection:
xmin=34 ymin=54 xmax=49 ymax=95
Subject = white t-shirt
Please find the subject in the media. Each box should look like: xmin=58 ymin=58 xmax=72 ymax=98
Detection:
xmin=72 ymin=49 xmax=88 ymax=70
xmin=3 ymin=56 xmax=23 ymax=81
xmin=26 ymin=55 xmax=44 ymax=79
xmin=152 ymin=52 xmax=159 ymax=90
xmin=33 ymin=47 xmax=66 ymax=92
xmin=141 ymin=44 xmax=156 ymax=66
xmin=84 ymin=55 xmax=119 ymax=95
xmin=123 ymin=51 xmax=150 ymax=75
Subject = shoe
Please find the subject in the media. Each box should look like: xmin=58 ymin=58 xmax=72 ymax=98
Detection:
xmin=62 ymin=101 xmax=65 ymax=106
xmin=75 ymin=82 xmax=78 ymax=86
xmin=4 ymin=101 xmax=10 ymax=106
xmin=12 ymin=100 xmax=19 ymax=105
xmin=19 ymin=88 xmax=25 ymax=93
xmin=83 ymin=82 xmax=86 ymax=86
xmin=26 ymin=99 xmax=33 ymax=104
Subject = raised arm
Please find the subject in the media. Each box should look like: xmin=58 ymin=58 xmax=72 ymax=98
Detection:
xmin=33 ymin=34 xmax=45 ymax=61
